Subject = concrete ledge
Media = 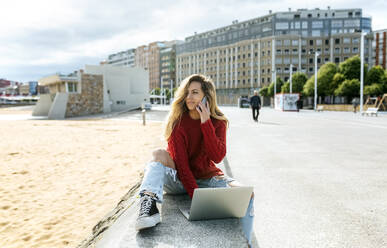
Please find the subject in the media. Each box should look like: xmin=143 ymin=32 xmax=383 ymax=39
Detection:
xmin=93 ymin=193 xmax=248 ymax=248
xmin=78 ymin=160 xmax=255 ymax=248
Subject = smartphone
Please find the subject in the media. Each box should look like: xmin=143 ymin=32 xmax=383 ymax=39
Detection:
xmin=198 ymin=96 xmax=207 ymax=111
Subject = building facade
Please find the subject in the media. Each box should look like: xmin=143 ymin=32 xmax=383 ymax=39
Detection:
xmin=160 ymin=41 xmax=183 ymax=89
xmin=176 ymin=8 xmax=373 ymax=104
xmin=107 ymin=49 xmax=136 ymax=67
xmin=373 ymin=29 xmax=387 ymax=69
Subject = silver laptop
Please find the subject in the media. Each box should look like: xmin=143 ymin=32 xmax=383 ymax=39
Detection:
xmin=179 ymin=186 xmax=253 ymax=221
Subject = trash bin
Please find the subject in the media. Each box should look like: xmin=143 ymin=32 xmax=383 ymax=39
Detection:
xmin=296 ymin=99 xmax=303 ymax=110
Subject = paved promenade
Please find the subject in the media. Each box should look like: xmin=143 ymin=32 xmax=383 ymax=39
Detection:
xmin=91 ymin=106 xmax=387 ymax=248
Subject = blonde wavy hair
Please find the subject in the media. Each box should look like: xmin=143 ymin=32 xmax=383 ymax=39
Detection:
xmin=164 ymin=74 xmax=228 ymax=141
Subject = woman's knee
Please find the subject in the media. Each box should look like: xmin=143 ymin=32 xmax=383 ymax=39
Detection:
xmin=151 ymin=149 xmax=175 ymax=169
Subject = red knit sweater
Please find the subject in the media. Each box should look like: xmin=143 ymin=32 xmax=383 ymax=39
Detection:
xmin=167 ymin=112 xmax=226 ymax=198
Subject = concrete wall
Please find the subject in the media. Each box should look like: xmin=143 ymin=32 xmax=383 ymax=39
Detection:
xmin=48 ymin=93 xmax=69 ymax=119
xmin=84 ymin=65 xmax=149 ymax=112
xmin=32 ymin=94 xmax=54 ymax=116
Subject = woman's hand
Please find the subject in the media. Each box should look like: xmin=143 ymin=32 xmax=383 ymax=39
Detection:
xmin=196 ymin=101 xmax=211 ymax=123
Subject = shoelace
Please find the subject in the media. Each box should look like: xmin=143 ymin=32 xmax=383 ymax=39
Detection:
xmin=139 ymin=195 xmax=153 ymax=216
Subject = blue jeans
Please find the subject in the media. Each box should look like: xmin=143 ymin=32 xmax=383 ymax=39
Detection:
xmin=139 ymin=161 xmax=255 ymax=245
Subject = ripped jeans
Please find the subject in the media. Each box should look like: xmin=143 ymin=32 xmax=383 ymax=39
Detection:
xmin=138 ymin=161 xmax=255 ymax=245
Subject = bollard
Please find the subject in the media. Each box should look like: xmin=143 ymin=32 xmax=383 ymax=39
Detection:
xmin=142 ymin=109 xmax=146 ymax=126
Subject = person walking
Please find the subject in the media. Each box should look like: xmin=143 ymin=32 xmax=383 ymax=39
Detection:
xmin=352 ymin=98 xmax=359 ymax=113
xmin=135 ymin=74 xmax=255 ymax=246
xmin=249 ymin=90 xmax=261 ymax=122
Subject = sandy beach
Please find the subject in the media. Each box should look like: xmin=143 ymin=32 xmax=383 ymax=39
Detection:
xmin=0 ymin=108 xmax=165 ymax=248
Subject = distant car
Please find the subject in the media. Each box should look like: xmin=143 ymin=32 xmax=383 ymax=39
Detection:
xmin=141 ymin=102 xmax=152 ymax=110
xmin=241 ymin=101 xmax=250 ymax=108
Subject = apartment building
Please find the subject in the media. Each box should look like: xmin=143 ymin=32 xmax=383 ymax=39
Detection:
xmin=107 ymin=49 xmax=136 ymax=67
xmin=373 ymin=29 xmax=387 ymax=69
xmin=135 ymin=45 xmax=149 ymax=70
xmin=176 ymin=8 xmax=373 ymax=104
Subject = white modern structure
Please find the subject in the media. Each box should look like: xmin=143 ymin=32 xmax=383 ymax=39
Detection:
xmin=84 ymin=65 xmax=149 ymax=112
xmin=33 ymin=65 xmax=149 ymax=119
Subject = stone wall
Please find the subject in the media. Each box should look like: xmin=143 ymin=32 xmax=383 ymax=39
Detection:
xmin=66 ymin=74 xmax=104 ymax=117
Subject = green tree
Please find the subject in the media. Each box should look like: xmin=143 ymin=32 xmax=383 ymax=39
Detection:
xmin=366 ymin=65 xmax=386 ymax=86
xmin=259 ymin=86 xmax=269 ymax=97
xmin=329 ymin=73 xmax=346 ymax=96
xmin=268 ymin=77 xmax=284 ymax=97
xmin=282 ymin=72 xmax=308 ymax=93
xmin=153 ymin=87 xmax=161 ymax=95
xmin=334 ymin=79 xmax=360 ymax=99
xmin=338 ymin=55 xmax=368 ymax=81
xmin=303 ymin=62 xmax=337 ymax=97
xmin=364 ymin=83 xmax=384 ymax=96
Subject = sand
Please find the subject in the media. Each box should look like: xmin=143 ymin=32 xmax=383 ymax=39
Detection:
xmin=0 ymin=109 xmax=166 ymax=248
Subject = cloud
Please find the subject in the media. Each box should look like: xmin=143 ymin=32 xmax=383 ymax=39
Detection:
xmin=1 ymin=0 xmax=386 ymax=82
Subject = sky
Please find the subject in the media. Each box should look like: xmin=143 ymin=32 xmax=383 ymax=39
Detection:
xmin=1 ymin=0 xmax=387 ymax=83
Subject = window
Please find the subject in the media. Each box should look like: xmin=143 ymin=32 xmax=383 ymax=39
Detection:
xmin=353 ymin=47 xmax=359 ymax=53
xmin=67 ymin=82 xmax=77 ymax=93
xmin=312 ymin=21 xmax=323 ymax=28
xmin=309 ymin=40 xmax=314 ymax=45
xmin=276 ymin=22 xmax=289 ymax=30
xmin=312 ymin=30 xmax=321 ymax=37
xmin=309 ymin=58 xmax=314 ymax=64
xmin=284 ymin=40 xmax=291 ymax=46
xmin=335 ymin=48 xmax=341 ymax=54
xmin=325 ymin=39 xmax=329 ymax=45
xmin=335 ymin=57 xmax=340 ymax=63
xmin=292 ymin=40 xmax=299 ymax=46
xmin=335 ymin=39 xmax=340 ymax=44
xmin=276 ymin=49 xmax=282 ymax=55
xmin=344 ymin=47 xmax=350 ymax=53
xmin=343 ymin=38 xmax=351 ymax=44
xmin=316 ymin=40 xmax=322 ymax=46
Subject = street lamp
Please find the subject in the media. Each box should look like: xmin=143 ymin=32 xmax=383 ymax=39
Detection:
xmin=314 ymin=52 xmax=320 ymax=111
xmin=274 ymin=71 xmax=277 ymax=96
xmin=160 ymin=76 xmax=164 ymax=105
xmin=289 ymin=64 xmax=293 ymax=93
xmin=360 ymin=32 xmax=366 ymax=113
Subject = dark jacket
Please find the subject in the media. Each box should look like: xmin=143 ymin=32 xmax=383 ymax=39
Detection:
xmin=250 ymin=95 xmax=261 ymax=108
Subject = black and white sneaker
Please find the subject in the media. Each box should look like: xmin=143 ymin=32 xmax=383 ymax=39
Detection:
xmin=135 ymin=194 xmax=160 ymax=231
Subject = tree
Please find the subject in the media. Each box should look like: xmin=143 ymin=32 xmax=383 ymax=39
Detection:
xmin=282 ymin=72 xmax=307 ymax=93
xmin=334 ymin=79 xmax=360 ymax=99
xmin=366 ymin=65 xmax=386 ymax=86
xmin=153 ymin=87 xmax=161 ymax=95
xmin=364 ymin=83 xmax=384 ymax=96
xmin=303 ymin=62 xmax=337 ymax=97
xmin=259 ymin=86 xmax=269 ymax=97
xmin=329 ymin=73 xmax=346 ymax=96
xmin=267 ymin=77 xmax=284 ymax=97
xmin=338 ymin=55 xmax=368 ymax=81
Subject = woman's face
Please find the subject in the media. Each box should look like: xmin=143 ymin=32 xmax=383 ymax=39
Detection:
xmin=185 ymin=81 xmax=205 ymax=111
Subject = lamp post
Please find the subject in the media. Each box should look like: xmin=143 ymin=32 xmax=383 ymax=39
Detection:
xmin=274 ymin=71 xmax=277 ymax=97
xmin=170 ymin=79 xmax=173 ymax=105
xmin=314 ymin=52 xmax=320 ymax=111
xmin=289 ymin=64 xmax=293 ymax=93
xmin=360 ymin=32 xmax=366 ymax=113
xmin=160 ymin=76 xmax=164 ymax=105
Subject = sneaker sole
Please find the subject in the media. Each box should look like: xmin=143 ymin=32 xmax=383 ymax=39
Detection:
xmin=135 ymin=213 xmax=161 ymax=231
